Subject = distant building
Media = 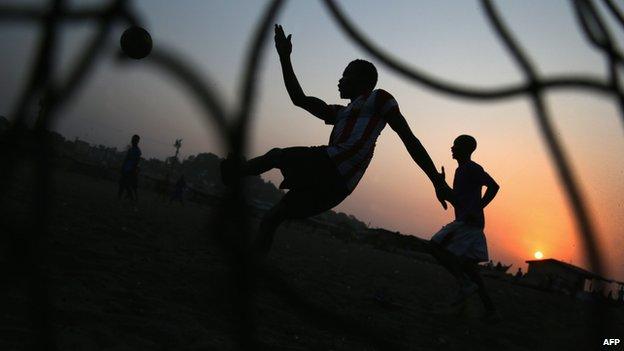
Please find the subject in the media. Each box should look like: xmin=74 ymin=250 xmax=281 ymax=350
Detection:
xmin=525 ymin=258 xmax=622 ymax=298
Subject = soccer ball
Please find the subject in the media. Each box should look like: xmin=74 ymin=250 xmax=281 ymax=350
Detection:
xmin=120 ymin=26 xmax=152 ymax=59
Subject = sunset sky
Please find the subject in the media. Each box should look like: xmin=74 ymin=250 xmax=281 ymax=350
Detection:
xmin=1 ymin=0 xmax=623 ymax=281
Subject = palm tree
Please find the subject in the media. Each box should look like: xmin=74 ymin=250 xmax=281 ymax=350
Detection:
xmin=173 ymin=138 xmax=183 ymax=161
xmin=161 ymin=138 xmax=183 ymax=200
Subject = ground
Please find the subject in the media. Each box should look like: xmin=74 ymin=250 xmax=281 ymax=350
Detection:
xmin=1 ymin=165 xmax=621 ymax=350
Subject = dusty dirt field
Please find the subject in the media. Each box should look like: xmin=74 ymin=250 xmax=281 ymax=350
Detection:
xmin=1 ymin=166 xmax=622 ymax=350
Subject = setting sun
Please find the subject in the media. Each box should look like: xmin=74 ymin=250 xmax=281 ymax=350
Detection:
xmin=534 ymin=251 xmax=544 ymax=259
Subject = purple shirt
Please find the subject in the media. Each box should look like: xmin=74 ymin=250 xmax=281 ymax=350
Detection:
xmin=452 ymin=161 xmax=494 ymax=229
xmin=122 ymin=146 xmax=141 ymax=173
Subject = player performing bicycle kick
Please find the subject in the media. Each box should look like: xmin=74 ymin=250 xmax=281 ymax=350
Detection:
xmin=221 ymin=24 xmax=451 ymax=255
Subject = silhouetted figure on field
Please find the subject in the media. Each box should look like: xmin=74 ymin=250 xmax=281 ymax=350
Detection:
xmin=157 ymin=173 xmax=171 ymax=200
xmin=118 ymin=134 xmax=141 ymax=202
xmin=515 ymin=267 xmax=523 ymax=280
xmin=429 ymin=135 xmax=500 ymax=323
xmin=169 ymin=175 xmax=187 ymax=205
xmin=221 ymin=24 xmax=450 ymax=254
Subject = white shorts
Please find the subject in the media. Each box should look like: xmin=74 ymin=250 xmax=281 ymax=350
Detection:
xmin=431 ymin=220 xmax=489 ymax=262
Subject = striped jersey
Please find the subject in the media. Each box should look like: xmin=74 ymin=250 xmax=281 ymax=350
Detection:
xmin=323 ymin=89 xmax=400 ymax=192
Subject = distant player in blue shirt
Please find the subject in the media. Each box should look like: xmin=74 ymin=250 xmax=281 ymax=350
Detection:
xmin=118 ymin=134 xmax=142 ymax=202
xmin=430 ymin=135 xmax=500 ymax=322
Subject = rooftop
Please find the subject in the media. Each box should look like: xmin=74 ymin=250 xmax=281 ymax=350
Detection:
xmin=526 ymin=258 xmax=624 ymax=285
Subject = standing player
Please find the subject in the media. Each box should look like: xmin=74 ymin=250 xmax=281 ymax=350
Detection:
xmin=430 ymin=135 xmax=500 ymax=322
xmin=118 ymin=134 xmax=142 ymax=202
xmin=169 ymin=174 xmax=187 ymax=205
xmin=221 ymin=24 xmax=450 ymax=254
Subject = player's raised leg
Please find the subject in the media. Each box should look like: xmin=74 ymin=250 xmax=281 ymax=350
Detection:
xmin=254 ymin=201 xmax=289 ymax=254
xmin=221 ymin=148 xmax=284 ymax=186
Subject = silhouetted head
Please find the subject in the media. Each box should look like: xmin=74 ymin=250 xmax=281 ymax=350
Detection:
xmin=451 ymin=134 xmax=476 ymax=161
xmin=338 ymin=59 xmax=377 ymax=99
xmin=131 ymin=134 xmax=140 ymax=146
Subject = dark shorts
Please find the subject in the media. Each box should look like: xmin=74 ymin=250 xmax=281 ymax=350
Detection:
xmin=119 ymin=171 xmax=138 ymax=190
xmin=277 ymin=146 xmax=349 ymax=219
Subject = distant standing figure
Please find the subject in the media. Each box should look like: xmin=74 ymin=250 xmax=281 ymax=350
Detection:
xmin=118 ymin=134 xmax=142 ymax=202
xmin=169 ymin=175 xmax=187 ymax=205
xmin=515 ymin=267 xmax=523 ymax=280
xmin=429 ymin=135 xmax=500 ymax=323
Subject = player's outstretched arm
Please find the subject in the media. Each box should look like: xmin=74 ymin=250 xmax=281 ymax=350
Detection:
xmin=274 ymin=24 xmax=336 ymax=123
xmin=387 ymin=112 xmax=451 ymax=209
xmin=439 ymin=166 xmax=457 ymax=207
